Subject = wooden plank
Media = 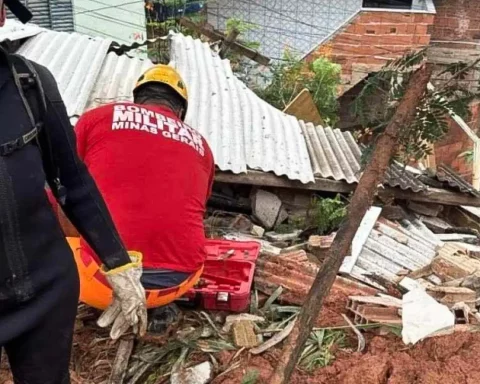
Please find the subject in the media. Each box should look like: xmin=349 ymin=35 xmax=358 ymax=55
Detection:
xmin=219 ymin=28 xmax=239 ymax=59
xmin=215 ymin=170 xmax=355 ymax=193
xmin=385 ymin=187 xmax=480 ymax=208
xmin=215 ymin=170 xmax=480 ymax=207
xmin=179 ymin=18 xmax=270 ymax=66
xmin=283 ymin=89 xmax=324 ymax=126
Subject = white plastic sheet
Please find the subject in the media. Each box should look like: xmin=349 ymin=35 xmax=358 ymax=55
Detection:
xmin=402 ymin=288 xmax=455 ymax=345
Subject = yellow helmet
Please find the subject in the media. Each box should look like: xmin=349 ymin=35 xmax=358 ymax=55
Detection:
xmin=134 ymin=65 xmax=188 ymax=116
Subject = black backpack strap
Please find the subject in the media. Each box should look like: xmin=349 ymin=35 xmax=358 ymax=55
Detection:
xmin=5 ymin=54 xmax=66 ymax=204
xmin=0 ymin=54 xmax=44 ymax=156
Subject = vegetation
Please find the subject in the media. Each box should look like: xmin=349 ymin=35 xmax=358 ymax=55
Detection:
xmin=255 ymin=52 xmax=341 ymax=125
xmin=308 ymin=195 xmax=347 ymax=235
xmin=299 ymin=329 xmax=346 ymax=371
xmin=354 ymin=49 xmax=480 ymax=164
xmin=241 ymin=370 xmax=260 ymax=384
xmin=274 ymin=195 xmax=347 ymax=236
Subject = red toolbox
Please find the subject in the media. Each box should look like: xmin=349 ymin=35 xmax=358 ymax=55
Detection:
xmin=176 ymin=239 xmax=261 ymax=312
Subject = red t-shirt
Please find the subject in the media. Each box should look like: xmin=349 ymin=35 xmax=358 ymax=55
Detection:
xmin=74 ymin=103 xmax=214 ymax=273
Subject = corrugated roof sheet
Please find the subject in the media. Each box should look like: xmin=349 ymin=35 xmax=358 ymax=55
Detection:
xmin=85 ymin=53 xmax=154 ymax=117
xmin=301 ymin=122 xmax=360 ymax=184
xmin=16 ymin=30 xmax=112 ymax=119
xmin=0 ymin=19 xmax=43 ymax=42
xmin=169 ymin=33 xmax=314 ymax=184
xmin=385 ymin=163 xmax=427 ymax=192
xmin=302 ymin=122 xmax=427 ymax=190
xmin=342 ymin=216 xmax=443 ymax=285
xmin=436 ymin=164 xmax=480 ymax=198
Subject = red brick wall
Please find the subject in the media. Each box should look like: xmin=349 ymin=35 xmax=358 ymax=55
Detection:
xmin=434 ymin=118 xmax=474 ymax=182
xmin=307 ymin=11 xmax=434 ymax=90
xmin=432 ymin=0 xmax=480 ymax=42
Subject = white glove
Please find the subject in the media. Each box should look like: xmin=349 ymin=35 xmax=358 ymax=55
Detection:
xmin=97 ymin=252 xmax=148 ymax=340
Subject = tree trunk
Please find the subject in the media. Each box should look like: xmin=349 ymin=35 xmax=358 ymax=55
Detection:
xmin=268 ymin=63 xmax=434 ymax=384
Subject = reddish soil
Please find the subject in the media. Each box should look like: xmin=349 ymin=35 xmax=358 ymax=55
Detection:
xmin=256 ymin=257 xmax=378 ymax=327
xmin=216 ymin=332 xmax=480 ymax=384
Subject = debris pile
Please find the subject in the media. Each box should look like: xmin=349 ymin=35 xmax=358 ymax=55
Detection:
xmin=3 ymin=186 xmax=480 ymax=384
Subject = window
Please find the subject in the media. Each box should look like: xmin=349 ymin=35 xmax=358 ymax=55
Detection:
xmin=362 ymin=0 xmax=413 ymax=9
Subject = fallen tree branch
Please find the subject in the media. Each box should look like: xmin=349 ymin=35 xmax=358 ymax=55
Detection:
xmin=268 ymin=63 xmax=434 ymax=384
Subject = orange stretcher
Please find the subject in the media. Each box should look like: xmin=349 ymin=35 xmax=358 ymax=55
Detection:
xmin=66 ymin=237 xmax=203 ymax=310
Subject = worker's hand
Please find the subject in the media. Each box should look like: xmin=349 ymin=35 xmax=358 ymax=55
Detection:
xmin=97 ymin=252 xmax=147 ymax=340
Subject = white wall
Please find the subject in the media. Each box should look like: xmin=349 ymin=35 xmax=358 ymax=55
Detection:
xmin=74 ymin=0 xmax=147 ymax=55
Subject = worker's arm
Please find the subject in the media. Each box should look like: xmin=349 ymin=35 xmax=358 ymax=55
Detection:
xmin=34 ymin=63 xmax=130 ymax=270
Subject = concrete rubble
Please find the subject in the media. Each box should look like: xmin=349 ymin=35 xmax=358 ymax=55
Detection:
xmin=251 ymin=189 xmax=288 ymax=230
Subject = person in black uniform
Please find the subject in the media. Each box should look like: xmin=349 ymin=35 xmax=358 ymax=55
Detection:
xmin=0 ymin=1 xmax=148 ymax=383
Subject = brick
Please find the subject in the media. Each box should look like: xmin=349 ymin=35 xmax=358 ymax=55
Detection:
xmin=333 ymin=44 xmax=409 ymax=57
xmin=446 ymin=17 xmax=461 ymax=28
xmin=370 ymin=23 xmax=406 ymax=35
xmin=416 ymin=14 xmax=435 ymax=25
xmin=255 ymin=257 xmax=377 ymax=307
xmin=346 ymin=296 xmax=402 ymax=325
xmin=431 ymin=245 xmax=480 ymax=282
xmin=335 ymin=33 xmax=362 ymax=45
xmin=362 ymin=12 xmax=414 ymax=24
xmin=232 ymin=321 xmax=259 ymax=348
xmin=413 ymin=35 xmax=431 ymax=45
xmin=426 ymin=286 xmax=476 ymax=309
xmin=354 ymin=24 xmax=367 ymax=35
xmin=345 ymin=34 xmax=411 ymax=45
xmin=415 ymin=24 xmax=429 ymax=35
xmin=406 ymin=23 xmax=416 ymax=34
xmin=434 ymin=16 xmax=450 ymax=28
xmin=308 ymin=234 xmax=335 ymax=250
xmin=344 ymin=23 xmax=357 ymax=34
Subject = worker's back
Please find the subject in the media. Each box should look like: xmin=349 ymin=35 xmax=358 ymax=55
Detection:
xmin=75 ymin=102 xmax=215 ymax=273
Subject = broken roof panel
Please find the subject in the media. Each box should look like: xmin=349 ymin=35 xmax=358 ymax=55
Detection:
xmin=302 ymin=122 xmax=427 ymax=191
xmin=0 ymin=19 xmax=43 ymax=42
xmin=341 ymin=214 xmax=442 ymax=285
xmin=385 ymin=162 xmax=427 ymax=193
xmin=16 ymin=30 xmax=111 ymax=120
xmin=436 ymin=164 xmax=480 ymax=198
xmin=169 ymin=33 xmax=314 ymax=183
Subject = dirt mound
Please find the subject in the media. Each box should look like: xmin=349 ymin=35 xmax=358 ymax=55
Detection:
xmin=216 ymin=332 xmax=480 ymax=384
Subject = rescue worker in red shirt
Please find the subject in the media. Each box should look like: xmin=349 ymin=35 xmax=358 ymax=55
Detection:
xmin=73 ymin=65 xmax=215 ymax=332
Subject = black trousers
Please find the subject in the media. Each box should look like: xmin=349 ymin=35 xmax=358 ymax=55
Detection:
xmin=0 ymin=259 xmax=79 ymax=384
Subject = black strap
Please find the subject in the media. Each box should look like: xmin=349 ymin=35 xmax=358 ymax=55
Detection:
xmin=0 ymin=126 xmax=39 ymax=156
xmin=2 ymin=52 xmax=67 ymax=204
